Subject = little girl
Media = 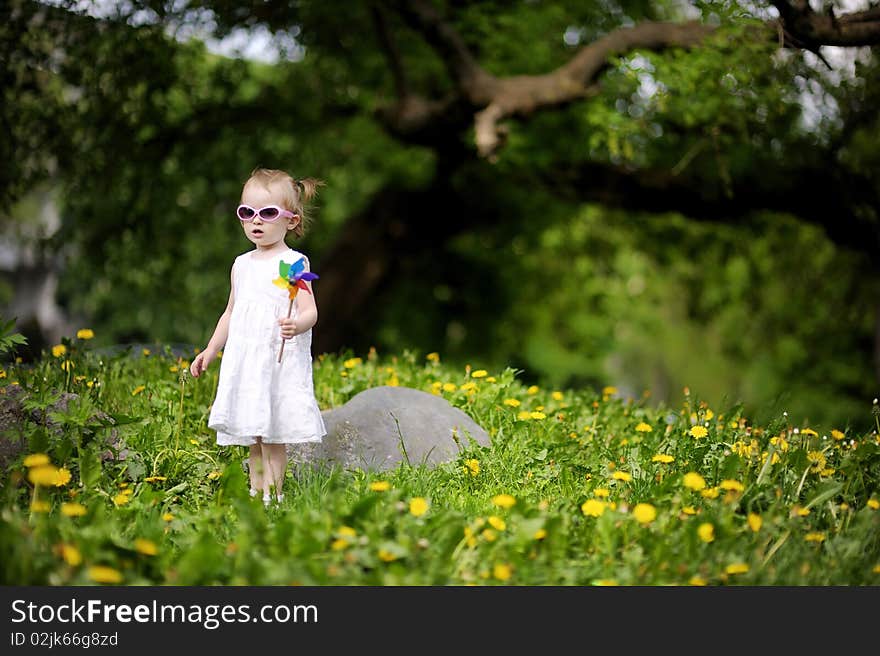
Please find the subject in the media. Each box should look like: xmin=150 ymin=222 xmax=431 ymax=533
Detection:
xmin=190 ymin=167 xmax=327 ymax=506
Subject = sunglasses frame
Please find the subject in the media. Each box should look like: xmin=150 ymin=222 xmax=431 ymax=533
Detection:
xmin=236 ymin=204 xmax=296 ymax=223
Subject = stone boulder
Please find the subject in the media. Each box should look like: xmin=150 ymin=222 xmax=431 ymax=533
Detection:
xmin=288 ymin=385 xmax=490 ymax=473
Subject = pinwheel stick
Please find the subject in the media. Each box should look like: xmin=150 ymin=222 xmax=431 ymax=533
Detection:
xmin=277 ymin=297 xmax=295 ymax=363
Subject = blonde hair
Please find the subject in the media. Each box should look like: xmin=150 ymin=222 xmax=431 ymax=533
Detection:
xmin=242 ymin=167 xmax=324 ymax=239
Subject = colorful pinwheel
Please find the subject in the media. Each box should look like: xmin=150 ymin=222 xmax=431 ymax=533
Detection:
xmin=273 ymin=257 xmax=319 ymax=362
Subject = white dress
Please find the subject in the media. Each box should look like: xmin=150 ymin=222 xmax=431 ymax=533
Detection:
xmin=208 ymin=247 xmax=327 ymax=446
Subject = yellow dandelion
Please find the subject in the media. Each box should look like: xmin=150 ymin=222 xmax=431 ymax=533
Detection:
xmin=725 ymin=563 xmax=749 ymax=575
xmin=378 ymin=549 xmax=397 ymax=562
xmin=132 ymin=385 xmax=146 ymax=396
xmin=471 ymin=369 xmax=488 ymax=378
xmin=88 ymin=566 xmax=123 ymax=584
xmin=635 ymin=422 xmax=653 ymax=432
xmin=162 ymin=513 xmax=174 ymax=522
xmin=23 ymin=453 xmax=50 ymax=468
xmin=534 ymin=528 xmax=547 ymax=540
xmin=593 ymin=488 xmax=610 ymax=498
xmin=747 ymin=513 xmax=762 ymax=532
xmin=516 ymin=410 xmax=532 ymax=421
xmin=343 ymin=357 xmax=362 ymax=369
xmin=330 ymin=539 xmax=350 ymax=551
xmin=426 ymin=352 xmax=440 ymax=362
xmin=503 ymin=398 xmax=521 ymax=407
xmin=493 ymin=563 xmax=512 ymax=581
xmin=487 ymin=516 xmax=506 ymax=531
xmin=30 ymin=500 xmax=51 ymax=513
xmin=804 ymin=532 xmax=826 ymax=543
xmin=28 ymin=465 xmax=61 ymax=487
xmin=632 ymin=503 xmax=657 ymax=525
xmin=142 ymin=348 xmax=151 ymax=356
xmin=61 ymin=502 xmax=87 ymax=517
xmin=51 ymin=344 xmax=67 ymax=357
xmin=701 ymin=487 xmax=720 ymax=499
xmin=651 ymin=454 xmax=674 ymax=464
xmin=464 ymin=459 xmax=480 ymax=477
xmin=442 ymin=382 xmax=457 ymax=392
xmin=689 ymin=426 xmax=709 ymax=439
xmin=60 ymin=544 xmax=82 ymax=567
xmin=682 ymin=506 xmax=697 ymax=515
xmin=409 ymin=497 xmax=429 ymax=517
xmin=76 ymin=328 xmax=94 ymax=340
xmin=552 ymin=391 xmax=564 ymax=401
xmin=369 ymin=481 xmax=391 ymax=492
xmin=698 ymin=523 xmax=715 ymax=543
xmin=602 ymin=386 xmax=617 ymax=396
xmin=594 ymin=579 xmax=618 ymax=586
xmin=689 ymin=576 xmax=707 ymax=586
xmin=801 ymin=428 xmax=818 ymax=437
xmin=338 ymin=526 xmax=357 ymax=538
xmin=796 ymin=507 xmax=811 ymax=517
xmin=492 ymin=494 xmax=516 ymax=509
xmin=481 ymin=528 xmax=497 ymax=542
xmin=683 ymin=472 xmax=706 ymax=491
xmin=530 ymin=411 xmax=546 ymax=420
xmin=581 ymin=499 xmax=606 ymax=517
xmin=719 ymin=480 xmax=744 ymax=492
xmin=134 ymin=539 xmax=158 ymax=556
xmin=831 ymin=429 xmax=845 ymax=441
xmin=867 ymin=499 xmax=879 ymax=510
xmin=612 ymin=471 xmax=632 ymax=482
xmin=144 ymin=476 xmax=167 ymax=483
xmin=113 ymin=491 xmax=132 ymax=507
xmin=527 ymin=385 xmax=539 ymax=395
xmin=460 ymin=382 xmax=477 ymax=392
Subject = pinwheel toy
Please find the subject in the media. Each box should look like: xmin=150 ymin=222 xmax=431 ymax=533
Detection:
xmin=273 ymin=257 xmax=319 ymax=362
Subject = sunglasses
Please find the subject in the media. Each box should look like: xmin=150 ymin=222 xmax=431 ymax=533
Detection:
xmin=236 ymin=204 xmax=296 ymax=223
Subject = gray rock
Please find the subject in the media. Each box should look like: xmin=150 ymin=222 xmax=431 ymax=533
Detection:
xmin=288 ymin=385 xmax=490 ymax=473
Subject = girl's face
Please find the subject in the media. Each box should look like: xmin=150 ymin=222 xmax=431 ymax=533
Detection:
xmin=239 ymin=181 xmax=299 ymax=250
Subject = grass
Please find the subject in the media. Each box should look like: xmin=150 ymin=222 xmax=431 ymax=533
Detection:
xmin=1 ymin=332 xmax=879 ymax=585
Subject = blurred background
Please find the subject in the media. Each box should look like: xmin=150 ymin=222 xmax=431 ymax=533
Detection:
xmin=2 ymin=0 xmax=878 ymax=431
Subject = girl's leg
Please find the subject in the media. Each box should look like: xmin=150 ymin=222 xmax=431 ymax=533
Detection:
xmin=249 ymin=439 xmax=264 ymax=497
xmin=262 ymin=442 xmax=288 ymax=502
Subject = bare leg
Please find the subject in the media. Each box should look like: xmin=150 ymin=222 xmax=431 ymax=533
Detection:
xmin=263 ymin=442 xmax=288 ymax=502
xmin=249 ymin=439 xmax=264 ymax=496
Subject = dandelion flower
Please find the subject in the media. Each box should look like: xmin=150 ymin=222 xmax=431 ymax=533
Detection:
xmin=488 ymin=516 xmax=506 ymax=531
xmin=88 ymin=566 xmax=123 ymax=584
xmin=530 ymin=411 xmax=546 ymax=420
xmin=134 ymin=539 xmax=158 ymax=556
xmin=442 ymin=382 xmax=457 ymax=392
xmin=343 ymin=357 xmax=362 ymax=369
xmin=492 ymin=494 xmax=516 ymax=509
xmin=463 ymin=459 xmax=480 ymax=477
xmin=503 ymin=398 xmax=521 ymax=407
xmin=652 ymin=454 xmax=674 ymax=464
xmin=76 ymin=329 xmax=95 ymax=340
xmin=61 ymin=502 xmax=87 ymax=517
xmin=330 ymin=539 xmax=350 ymax=551
xmin=426 ymin=352 xmax=440 ymax=362
xmin=635 ymin=422 xmax=653 ymax=432
xmin=804 ymin=532 xmax=825 ymax=543
xmin=369 ymin=481 xmax=391 ymax=492
xmin=527 ymin=385 xmax=539 ymax=395
xmin=593 ymin=488 xmax=610 ymax=498
xmin=23 ymin=454 xmax=50 ymax=468
xmin=113 ymin=490 xmax=132 ymax=507
xmin=378 ymin=549 xmax=397 ymax=562
xmin=337 ymin=526 xmax=357 ymax=538
xmin=632 ymin=503 xmax=657 ymax=525
xmin=612 ymin=471 xmax=632 ymax=482
xmin=683 ymin=472 xmax=706 ymax=491
xmin=52 ymin=344 xmax=67 ymax=357
xmin=481 ymin=528 xmax=497 ymax=542
xmin=682 ymin=506 xmax=697 ymax=515
xmin=471 ymin=370 xmax=488 ymax=378
xmin=725 ymin=563 xmax=749 ymax=575
xmin=602 ymin=386 xmax=617 ymax=396
xmin=698 ymin=523 xmax=715 ymax=543
xmin=517 ymin=410 xmax=532 ymax=421
xmin=689 ymin=576 xmax=707 ymax=586
xmin=534 ymin=529 xmax=547 ymax=540
xmin=719 ymin=480 xmax=744 ymax=492
xmin=493 ymin=563 xmax=512 ymax=581
xmin=30 ymin=500 xmax=51 ymax=513
xmin=867 ymin=499 xmax=879 ymax=510
xmin=801 ymin=428 xmax=818 ymax=437
xmin=581 ymin=499 xmax=606 ymax=517
xmin=28 ymin=465 xmax=61 ymax=487
xmin=207 ymin=471 xmax=221 ymax=480
xmin=144 ymin=476 xmax=167 ymax=483
xmin=60 ymin=544 xmax=82 ymax=566
xmin=747 ymin=513 xmax=762 ymax=532
xmin=132 ymin=385 xmax=146 ymax=396
xmin=689 ymin=426 xmax=708 ymax=439
xmin=831 ymin=429 xmax=845 ymax=441
xmin=701 ymin=487 xmax=720 ymax=499
xmin=162 ymin=513 xmax=174 ymax=522
xmin=409 ymin=497 xmax=429 ymax=517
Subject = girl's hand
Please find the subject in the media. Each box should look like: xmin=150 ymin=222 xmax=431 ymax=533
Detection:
xmin=190 ymin=350 xmax=216 ymax=378
xmin=278 ymin=317 xmax=297 ymax=339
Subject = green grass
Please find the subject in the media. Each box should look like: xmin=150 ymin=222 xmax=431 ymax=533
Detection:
xmin=1 ymin=334 xmax=879 ymax=585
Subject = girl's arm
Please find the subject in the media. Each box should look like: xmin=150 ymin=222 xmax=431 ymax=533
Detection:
xmin=294 ymin=257 xmax=318 ymax=334
xmin=191 ymin=266 xmax=235 ymax=378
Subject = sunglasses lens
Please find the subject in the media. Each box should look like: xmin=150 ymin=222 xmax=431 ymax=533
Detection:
xmin=237 ymin=206 xmax=255 ymax=221
xmin=259 ymin=207 xmax=280 ymax=221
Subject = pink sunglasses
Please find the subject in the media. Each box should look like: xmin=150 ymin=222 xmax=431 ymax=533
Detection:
xmin=236 ymin=204 xmax=296 ymax=223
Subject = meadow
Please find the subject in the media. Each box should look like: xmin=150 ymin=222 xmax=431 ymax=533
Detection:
xmin=1 ymin=327 xmax=879 ymax=586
